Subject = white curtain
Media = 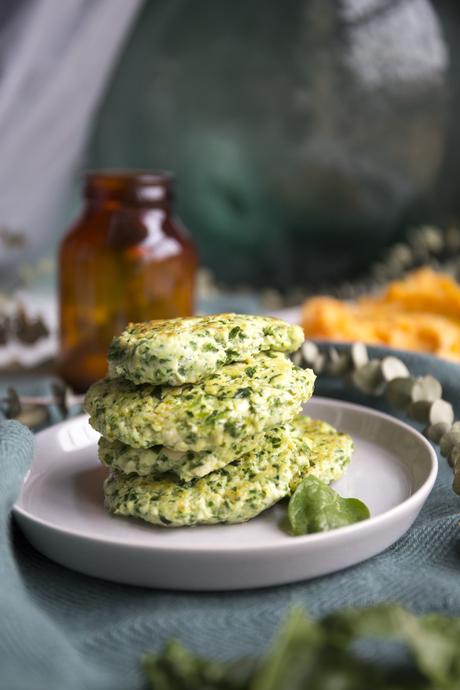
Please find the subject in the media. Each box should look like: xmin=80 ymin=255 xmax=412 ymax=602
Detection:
xmin=0 ymin=0 xmax=144 ymax=275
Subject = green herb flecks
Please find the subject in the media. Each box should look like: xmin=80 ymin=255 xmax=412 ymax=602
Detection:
xmin=235 ymin=387 xmax=251 ymax=399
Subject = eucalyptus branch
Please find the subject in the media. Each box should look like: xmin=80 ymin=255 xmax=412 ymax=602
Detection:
xmin=293 ymin=342 xmax=460 ymax=496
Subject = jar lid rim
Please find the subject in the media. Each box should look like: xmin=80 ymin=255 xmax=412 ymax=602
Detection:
xmin=84 ymin=170 xmax=174 ymax=185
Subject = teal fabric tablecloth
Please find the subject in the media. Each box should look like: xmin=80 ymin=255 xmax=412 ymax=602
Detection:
xmin=1 ymin=346 xmax=460 ymax=690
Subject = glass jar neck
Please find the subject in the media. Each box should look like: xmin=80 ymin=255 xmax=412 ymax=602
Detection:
xmin=84 ymin=171 xmax=173 ymax=210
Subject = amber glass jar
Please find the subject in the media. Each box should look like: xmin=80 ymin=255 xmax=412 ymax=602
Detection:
xmin=58 ymin=171 xmax=197 ymax=392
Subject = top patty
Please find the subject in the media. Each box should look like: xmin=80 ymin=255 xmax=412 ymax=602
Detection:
xmin=85 ymin=352 xmax=315 ymax=451
xmin=107 ymin=313 xmax=304 ymax=385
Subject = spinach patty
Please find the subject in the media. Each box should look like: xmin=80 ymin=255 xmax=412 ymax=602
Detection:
xmin=98 ymin=415 xmax=352 ymax=484
xmin=291 ymin=416 xmax=354 ymax=484
xmin=107 ymin=313 xmax=304 ymax=385
xmin=103 ymin=424 xmax=308 ymax=527
xmin=102 ymin=416 xmax=352 ymax=527
xmin=85 ymin=352 xmax=315 ymax=451
xmin=98 ymin=431 xmax=264 ymax=482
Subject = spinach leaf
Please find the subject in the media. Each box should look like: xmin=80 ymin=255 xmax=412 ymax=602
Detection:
xmin=323 ymin=605 xmax=460 ymax=690
xmin=252 ymin=609 xmax=392 ymax=690
xmin=250 ymin=609 xmax=323 ymax=690
xmin=287 ymin=476 xmax=370 ymax=535
xmin=143 ymin=606 xmax=460 ymax=690
xmin=142 ymin=640 xmax=254 ymax=690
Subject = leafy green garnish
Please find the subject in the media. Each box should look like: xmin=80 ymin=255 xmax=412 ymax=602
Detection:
xmin=322 ymin=605 xmax=460 ymax=690
xmin=143 ymin=639 xmax=254 ymax=690
xmin=143 ymin=605 xmax=460 ymax=690
xmin=287 ymin=476 xmax=370 ymax=535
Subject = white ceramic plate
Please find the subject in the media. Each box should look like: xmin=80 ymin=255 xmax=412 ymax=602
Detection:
xmin=269 ymin=305 xmax=302 ymax=324
xmin=14 ymin=398 xmax=437 ymax=591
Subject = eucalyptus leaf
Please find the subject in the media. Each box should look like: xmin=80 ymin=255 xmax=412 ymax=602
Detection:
xmin=325 ymin=348 xmax=350 ymax=376
xmin=350 ymin=360 xmax=383 ymax=395
xmin=300 ymin=341 xmax=319 ymax=365
xmin=428 ymin=400 xmax=453 ymax=425
xmin=380 ymin=356 xmax=410 ymax=382
xmin=312 ymin=353 xmax=326 ymax=374
xmin=408 ymin=399 xmax=454 ymax=426
xmin=290 ymin=350 xmax=303 ymax=367
xmin=424 ymin=421 xmax=451 ymax=444
xmin=440 ymin=431 xmax=460 ymax=458
xmin=385 ymin=377 xmax=416 ymax=409
xmin=454 ymin=466 xmax=460 ymax=495
xmin=16 ymin=405 xmax=50 ymax=429
xmin=448 ymin=445 xmax=460 ymax=469
xmin=287 ymin=476 xmax=370 ymax=535
xmin=350 ymin=342 xmax=369 ymax=369
xmin=411 ymin=376 xmax=442 ymax=403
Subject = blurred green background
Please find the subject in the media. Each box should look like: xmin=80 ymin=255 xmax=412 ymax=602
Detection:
xmin=85 ymin=0 xmax=459 ymax=291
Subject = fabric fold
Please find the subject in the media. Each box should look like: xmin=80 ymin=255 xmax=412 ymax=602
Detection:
xmin=0 ymin=421 xmax=105 ymax=690
xmin=1 ymin=345 xmax=460 ymax=690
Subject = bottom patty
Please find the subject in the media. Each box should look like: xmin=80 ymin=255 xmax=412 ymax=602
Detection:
xmin=291 ymin=416 xmax=354 ymax=484
xmin=103 ymin=416 xmax=353 ymax=527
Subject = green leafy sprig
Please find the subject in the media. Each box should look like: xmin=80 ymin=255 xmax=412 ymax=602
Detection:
xmin=0 ymin=382 xmax=83 ymax=428
xmin=293 ymin=341 xmax=460 ymax=495
xmin=143 ymin=605 xmax=460 ymax=690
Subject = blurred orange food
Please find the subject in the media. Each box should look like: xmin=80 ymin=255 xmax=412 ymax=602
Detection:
xmin=301 ymin=268 xmax=460 ymax=361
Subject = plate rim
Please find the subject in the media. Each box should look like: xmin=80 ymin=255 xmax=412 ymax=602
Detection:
xmin=13 ymin=397 xmax=438 ymax=553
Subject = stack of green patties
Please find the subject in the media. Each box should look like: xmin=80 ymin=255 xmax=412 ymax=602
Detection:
xmin=84 ymin=314 xmax=353 ymax=527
